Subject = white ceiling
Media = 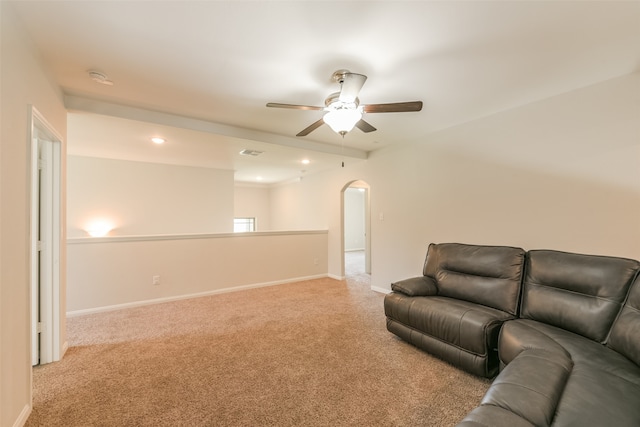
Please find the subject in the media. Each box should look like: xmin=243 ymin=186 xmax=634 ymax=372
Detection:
xmin=11 ymin=1 xmax=640 ymax=184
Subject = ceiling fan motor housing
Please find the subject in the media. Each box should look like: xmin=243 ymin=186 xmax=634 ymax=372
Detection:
xmin=325 ymin=92 xmax=359 ymax=109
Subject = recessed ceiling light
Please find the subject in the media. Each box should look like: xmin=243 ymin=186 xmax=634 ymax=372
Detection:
xmin=301 ymin=159 xmax=310 ymax=165
xmin=151 ymin=137 xmax=165 ymax=144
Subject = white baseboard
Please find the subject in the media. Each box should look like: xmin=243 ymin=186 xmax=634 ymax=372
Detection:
xmin=67 ymin=274 xmax=329 ymax=317
xmin=13 ymin=404 xmax=31 ymax=427
xmin=371 ymin=285 xmax=391 ymax=294
xmin=328 ymin=273 xmax=345 ymax=281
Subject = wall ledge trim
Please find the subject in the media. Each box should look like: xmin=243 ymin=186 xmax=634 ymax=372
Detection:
xmin=67 ymin=229 xmax=328 ymax=244
xmin=67 ymin=274 xmax=331 ymax=317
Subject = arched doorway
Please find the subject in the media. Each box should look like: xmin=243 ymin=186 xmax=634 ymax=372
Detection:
xmin=341 ymin=180 xmax=371 ymax=279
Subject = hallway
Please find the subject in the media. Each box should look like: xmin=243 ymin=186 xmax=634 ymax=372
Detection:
xmin=344 ymin=250 xmax=369 ymax=283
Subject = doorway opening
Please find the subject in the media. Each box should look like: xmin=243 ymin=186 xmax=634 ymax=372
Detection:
xmin=341 ymin=180 xmax=371 ymax=280
xmin=30 ymin=107 xmax=63 ymax=366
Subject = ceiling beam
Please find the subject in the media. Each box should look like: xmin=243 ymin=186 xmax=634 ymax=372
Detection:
xmin=64 ymin=95 xmax=368 ymax=160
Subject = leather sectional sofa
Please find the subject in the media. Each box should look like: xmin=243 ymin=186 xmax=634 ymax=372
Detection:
xmin=384 ymin=243 xmax=640 ymax=427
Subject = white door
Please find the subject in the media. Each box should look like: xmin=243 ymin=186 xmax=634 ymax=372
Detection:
xmin=31 ymin=109 xmax=62 ymax=366
xmin=34 ymin=138 xmax=52 ymax=365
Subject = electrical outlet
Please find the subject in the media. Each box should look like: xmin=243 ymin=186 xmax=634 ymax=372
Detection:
xmin=314 ymin=258 xmax=319 ymax=265
xmin=152 ymin=275 xmax=161 ymax=285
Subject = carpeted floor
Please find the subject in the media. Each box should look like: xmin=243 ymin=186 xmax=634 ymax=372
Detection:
xmin=27 ymin=266 xmax=490 ymax=426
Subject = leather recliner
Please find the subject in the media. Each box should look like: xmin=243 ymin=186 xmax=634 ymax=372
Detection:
xmin=384 ymin=243 xmax=526 ymax=378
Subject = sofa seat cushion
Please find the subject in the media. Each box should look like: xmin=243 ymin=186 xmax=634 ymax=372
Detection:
xmin=498 ymin=319 xmax=572 ymax=365
xmin=385 ymin=294 xmax=514 ymax=355
xmin=500 ymin=320 xmax=640 ymax=386
xmin=385 ymin=292 xmax=514 ymax=377
xmin=552 ymin=361 xmax=640 ymax=427
xmin=493 ymin=319 xmax=640 ymax=427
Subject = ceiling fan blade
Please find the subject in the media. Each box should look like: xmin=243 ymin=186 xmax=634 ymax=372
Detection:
xmin=296 ymin=118 xmax=325 ymax=137
xmin=355 ymin=119 xmax=376 ymax=133
xmin=339 ymin=73 xmax=367 ymax=103
xmin=363 ymin=101 xmax=423 ymax=113
xmin=266 ymin=102 xmax=323 ymax=111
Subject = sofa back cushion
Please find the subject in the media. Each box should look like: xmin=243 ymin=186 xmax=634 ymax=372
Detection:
xmin=521 ymin=250 xmax=639 ymax=343
xmin=423 ymin=243 xmax=525 ymax=316
xmin=607 ymin=274 xmax=640 ymax=365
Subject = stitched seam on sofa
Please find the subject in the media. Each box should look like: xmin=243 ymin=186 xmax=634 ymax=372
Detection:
xmin=408 ymin=298 xmax=418 ymax=323
xmin=530 ymin=249 xmax=639 ymax=263
xmin=483 ymin=319 xmax=512 ymax=356
xmin=417 ymin=296 xmax=512 ymax=318
xmin=491 ymin=380 xmax=560 ymax=403
xmin=618 ymin=269 xmax=640 ymax=309
xmin=603 ymin=270 xmax=639 ymax=344
xmin=515 ymin=321 xmax=577 ymax=361
xmin=391 ymin=320 xmax=489 ymax=357
xmin=459 ymin=418 xmax=493 ymax=427
xmin=621 ymin=304 xmax=640 ymax=314
xmin=463 ymin=309 xmax=511 ymax=356
xmin=458 ymin=308 xmax=473 ymax=354
xmin=481 ymin=404 xmax=535 ymax=427
xmin=441 ymin=268 xmax=517 ymax=281
xmin=460 ymin=309 xmax=505 ymax=350
xmin=525 ymin=281 xmax=626 ymax=304
xmin=516 ymin=352 xmax=573 ymax=374
xmin=606 ymin=303 xmax=640 ymax=346
xmin=572 ymin=364 xmax=640 ymax=390
xmin=489 ymin=380 xmax=561 ymax=427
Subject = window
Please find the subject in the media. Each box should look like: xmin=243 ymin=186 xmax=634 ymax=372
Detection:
xmin=233 ymin=217 xmax=255 ymax=232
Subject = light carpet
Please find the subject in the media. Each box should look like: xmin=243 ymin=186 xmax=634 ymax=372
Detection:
xmin=27 ymin=274 xmax=490 ymax=426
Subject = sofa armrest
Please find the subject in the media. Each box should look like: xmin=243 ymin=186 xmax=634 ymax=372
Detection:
xmin=391 ymin=276 xmax=438 ymax=296
xmin=457 ymin=405 xmax=536 ymax=427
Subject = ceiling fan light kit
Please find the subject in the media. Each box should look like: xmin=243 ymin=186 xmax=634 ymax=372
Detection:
xmin=323 ymin=107 xmax=363 ymax=136
xmin=267 ymin=69 xmax=422 ymax=137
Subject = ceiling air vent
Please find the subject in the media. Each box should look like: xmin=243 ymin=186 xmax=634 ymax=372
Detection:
xmin=239 ymin=149 xmax=263 ymax=156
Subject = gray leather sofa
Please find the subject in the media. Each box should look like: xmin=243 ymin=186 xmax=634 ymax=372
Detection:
xmin=384 ymin=243 xmax=526 ymax=377
xmin=384 ymin=243 xmax=640 ymax=426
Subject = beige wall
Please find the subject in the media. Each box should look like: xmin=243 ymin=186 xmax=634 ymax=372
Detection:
xmin=270 ymin=167 xmax=364 ymax=279
xmin=234 ymin=185 xmax=270 ymax=231
xmin=270 ymin=73 xmax=640 ymax=290
xmin=67 ymin=156 xmax=234 ymax=237
xmin=67 ymin=231 xmax=328 ymax=313
xmin=1 ymin=3 xmax=67 ymax=426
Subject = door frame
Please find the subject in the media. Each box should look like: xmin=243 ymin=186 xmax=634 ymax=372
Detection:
xmin=29 ymin=106 xmax=63 ymax=365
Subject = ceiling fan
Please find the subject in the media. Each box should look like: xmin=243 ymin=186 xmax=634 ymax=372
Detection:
xmin=266 ymin=70 xmax=423 ymax=137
